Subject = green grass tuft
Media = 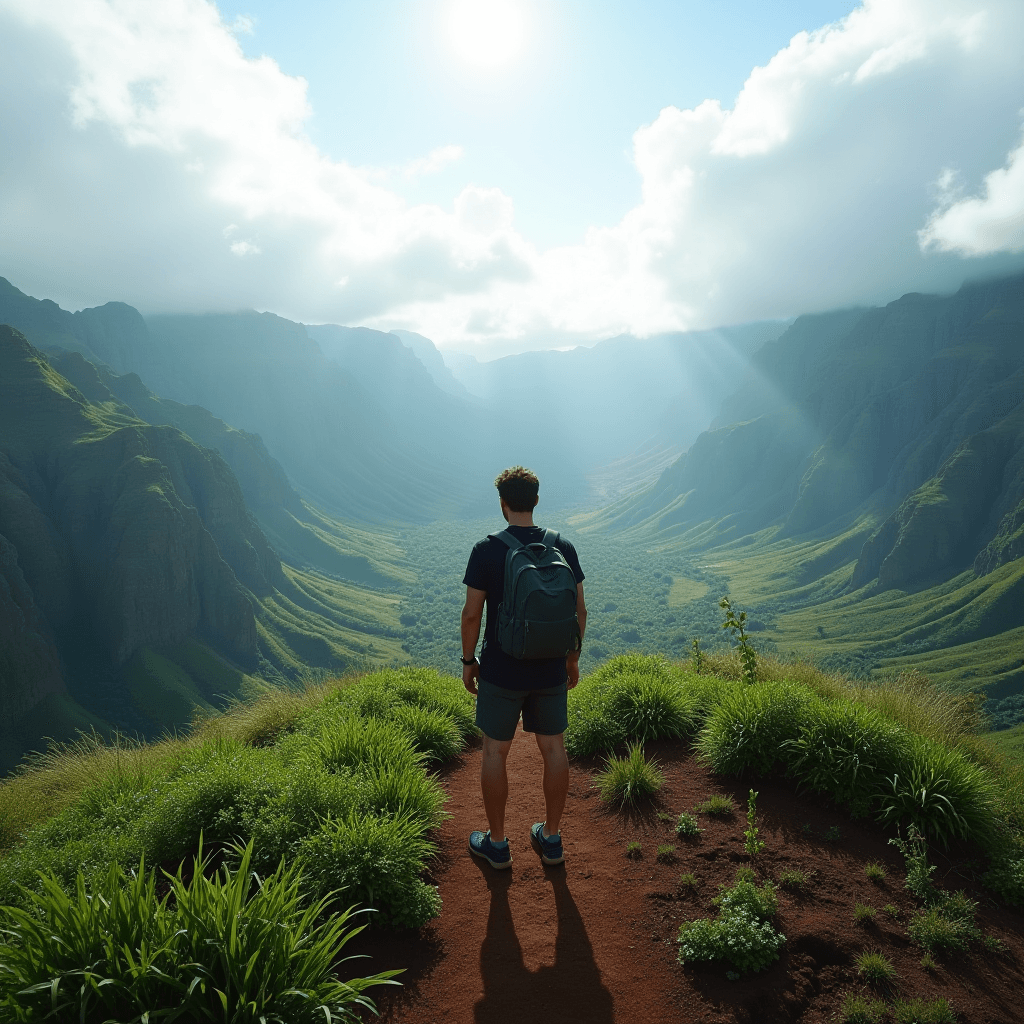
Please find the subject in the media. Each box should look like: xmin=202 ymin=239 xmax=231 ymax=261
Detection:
xmin=854 ymin=950 xmax=897 ymax=984
xmin=891 ymin=997 xmax=957 ymax=1024
xmin=864 ymin=862 xmax=886 ymax=882
xmin=778 ymin=869 xmax=807 ymax=891
xmin=594 ymin=744 xmax=664 ymax=806
xmin=840 ymin=992 xmax=886 ymax=1024
xmin=853 ymin=902 xmax=877 ymax=924
xmin=694 ymin=794 xmax=736 ymax=817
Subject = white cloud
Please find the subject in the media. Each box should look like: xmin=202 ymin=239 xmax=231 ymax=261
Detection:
xmin=919 ymin=132 xmax=1024 ymax=255
xmin=0 ymin=0 xmax=1022 ymax=353
xmin=403 ymin=144 xmax=463 ymax=179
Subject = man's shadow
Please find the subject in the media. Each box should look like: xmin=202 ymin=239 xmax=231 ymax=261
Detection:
xmin=473 ymin=863 xmax=614 ymax=1024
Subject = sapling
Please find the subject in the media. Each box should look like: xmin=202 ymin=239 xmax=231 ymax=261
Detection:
xmin=691 ymin=637 xmax=706 ymax=675
xmin=744 ymin=789 xmax=766 ymax=858
xmin=719 ymin=597 xmax=757 ymax=685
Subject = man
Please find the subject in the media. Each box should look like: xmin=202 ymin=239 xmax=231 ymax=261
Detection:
xmin=460 ymin=466 xmax=587 ymax=869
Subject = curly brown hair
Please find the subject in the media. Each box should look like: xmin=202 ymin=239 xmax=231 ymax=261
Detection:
xmin=494 ymin=466 xmax=539 ymax=512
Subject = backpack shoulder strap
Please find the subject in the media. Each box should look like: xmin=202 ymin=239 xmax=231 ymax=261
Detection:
xmin=542 ymin=529 xmax=559 ymax=548
xmin=488 ymin=530 xmax=523 ymax=551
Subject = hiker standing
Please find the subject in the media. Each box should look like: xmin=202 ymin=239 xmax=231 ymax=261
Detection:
xmin=460 ymin=466 xmax=587 ymax=869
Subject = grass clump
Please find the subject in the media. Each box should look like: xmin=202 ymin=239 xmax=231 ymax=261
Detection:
xmin=891 ymin=997 xmax=956 ymax=1024
xmin=625 ymin=842 xmax=643 ymax=859
xmin=883 ymin=904 xmax=900 ymax=919
xmin=907 ymin=896 xmax=980 ymax=953
xmin=594 ymin=744 xmax=663 ymax=806
xmin=656 ymin=844 xmax=677 ymax=864
xmin=0 ymin=668 xmax=471 ymax=930
xmin=0 ymin=840 xmax=398 ymax=1022
xmin=675 ymin=812 xmax=702 ymax=838
xmin=677 ymin=876 xmax=784 ymax=975
xmin=920 ymin=952 xmax=937 ymax=971
xmin=840 ymin=992 xmax=886 ymax=1024
xmin=678 ymin=872 xmax=699 ymax=890
xmin=778 ymin=869 xmax=807 ymax=892
xmin=696 ymin=680 xmax=814 ymax=776
xmin=864 ymin=862 xmax=886 ymax=882
xmin=854 ymin=950 xmax=897 ymax=984
xmin=565 ymin=655 xmax=698 ymax=757
xmin=853 ymin=902 xmax=877 ymax=924
xmin=694 ymin=794 xmax=735 ymax=817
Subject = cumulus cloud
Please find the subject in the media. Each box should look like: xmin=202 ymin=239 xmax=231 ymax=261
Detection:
xmin=919 ymin=133 xmax=1024 ymax=255
xmin=0 ymin=0 xmax=1022 ymax=352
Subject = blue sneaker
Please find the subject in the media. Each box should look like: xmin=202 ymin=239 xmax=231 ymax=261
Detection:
xmin=530 ymin=822 xmax=565 ymax=865
xmin=469 ymin=830 xmax=512 ymax=869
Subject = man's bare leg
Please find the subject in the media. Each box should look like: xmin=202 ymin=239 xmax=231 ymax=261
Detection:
xmin=481 ymin=734 xmax=514 ymax=839
xmin=534 ymin=732 xmax=569 ymax=836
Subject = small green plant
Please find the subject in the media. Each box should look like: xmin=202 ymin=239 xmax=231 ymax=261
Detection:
xmin=657 ymin=811 xmax=674 ymax=822
xmin=982 ymin=934 xmax=1008 ymax=954
xmin=691 ymin=637 xmax=706 ymax=674
xmin=656 ymin=844 xmax=677 ymax=863
xmin=907 ymin=893 xmax=980 ymax=952
xmin=594 ymin=743 xmax=664 ymax=806
xmin=625 ymin=841 xmax=643 ymax=859
xmin=854 ymin=950 xmax=897 ymax=984
xmin=801 ymin=822 xmax=814 ymax=836
xmin=883 ymin=904 xmax=900 ymax=919
xmin=920 ymin=952 xmax=937 ymax=971
xmin=720 ymin=597 xmax=757 ymax=686
xmin=676 ymin=812 xmax=702 ymax=838
xmin=840 ymin=992 xmax=886 ymax=1024
xmin=864 ymin=862 xmax=886 ymax=882
xmin=744 ymin=789 xmax=765 ymax=858
xmin=678 ymin=877 xmax=785 ymax=975
xmin=853 ymin=902 xmax=877 ymax=924
xmin=824 ymin=825 xmax=842 ymax=843
xmin=725 ymin=970 xmax=740 ymax=981
xmin=733 ymin=865 xmax=756 ymax=884
xmin=694 ymin=794 xmax=735 ymax=817
xmin=778 ymin=869 xmax=807 ymax=892
xmin=678 ymin=872 xmax=699 ymax=890
xmin=891 ymin=997 xmax=956 ymax=1024
xmin=889 ymin=826 xmax=936 ymax=901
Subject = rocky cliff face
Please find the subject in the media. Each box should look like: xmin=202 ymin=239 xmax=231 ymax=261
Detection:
xmin=0 ymin=326 xmax=285 ymax=749
xmin=617 ymin=273 xmax=1024 ymax=596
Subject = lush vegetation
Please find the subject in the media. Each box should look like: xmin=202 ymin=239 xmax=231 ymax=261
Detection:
xmin=564 ymin=653 xmax=1024 ymax=900
xmin=0 ymin=668 xmax=475 ymax=1020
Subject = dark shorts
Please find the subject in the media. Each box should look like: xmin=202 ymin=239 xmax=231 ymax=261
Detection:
xmin=475 ymin=679 xmax=568 ymax=742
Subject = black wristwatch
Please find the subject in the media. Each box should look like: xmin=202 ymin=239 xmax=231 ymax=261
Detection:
xmin=460 ymin=655 xmax=478 ymax=666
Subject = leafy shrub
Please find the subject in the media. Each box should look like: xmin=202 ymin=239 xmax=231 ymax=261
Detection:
xmin=676 ymin=812 xmax=702 ymax=838
xmin=783 ymin=702 xmax=901 ymax=813
xmin=298 ymin=811 xmax=441 ymax=929
xmin=841 ymin=992 xmax=886 ymax=1023
xmin=877 ymin=734 xmax=998 ymax=847
xmin=854 ymin=950 xmax=897 ymax=983
xmin=678 ymin=878 xmax=784 ymax=974
xmin=891 ymin=997 xmax=957 ymax=1024
xmin=594 ymin=744 xmax=664 ymax=806
xmin=719 ymin=597 xmax=758 ymax=686
xmin=566 ymin=655 xmax=698 ymax=756
xmin=889 ymin=827 xmax=935 ymax=902
xmin=0 ymin=842 xmax=398 ymax=1023
xmin=694 ymin=794 xmax=735 ymax=816
xmin=982 ymin=851 xmax=1024 ymax=906
xmin=696 ymin=681 xmax=815 ymax=776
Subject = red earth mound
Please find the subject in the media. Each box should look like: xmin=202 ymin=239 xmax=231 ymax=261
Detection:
xmin=356 ymin=726 xmax=1024 ymax=1023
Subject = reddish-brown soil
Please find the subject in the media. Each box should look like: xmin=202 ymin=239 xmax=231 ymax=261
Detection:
xmin=356 ymin=726 xmax=1024 ymax=1023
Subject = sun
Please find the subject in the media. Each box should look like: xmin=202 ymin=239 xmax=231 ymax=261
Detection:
xmin=448 ymin=0 xmax=525 ymax=70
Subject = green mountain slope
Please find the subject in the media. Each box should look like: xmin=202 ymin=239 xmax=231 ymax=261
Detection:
xmin=0 ymin=327 xmax=411 ymax=771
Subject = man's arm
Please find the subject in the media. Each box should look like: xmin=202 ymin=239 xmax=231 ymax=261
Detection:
xmin=566 ymin=582 xmax=587 ymax=689
xmin=460 ymin=585 xmax=486 ymax=694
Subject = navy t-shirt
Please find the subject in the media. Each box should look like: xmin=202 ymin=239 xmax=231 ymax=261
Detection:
xmin=463 ymin=525 xmax=585 ymax=690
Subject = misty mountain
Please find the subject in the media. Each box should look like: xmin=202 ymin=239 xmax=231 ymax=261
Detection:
xmin=0 ymin=325 xmax=282 ymax=767
xmin=389 ymin=328 xmax=476 ymax=400
xmin=611 ymin=273 xmax=1024 ymax=595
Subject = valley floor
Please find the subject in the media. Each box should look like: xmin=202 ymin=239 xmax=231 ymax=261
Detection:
xmin=357 ymin=728 xmax=1024 ymax=1024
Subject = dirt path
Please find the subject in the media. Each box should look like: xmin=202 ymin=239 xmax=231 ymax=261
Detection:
xmin=357 ymin=727 xmax=1024 ymax=1024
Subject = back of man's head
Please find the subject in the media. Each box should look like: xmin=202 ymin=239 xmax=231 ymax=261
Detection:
xmin=495 ymin=466 xmax=539 ymax=512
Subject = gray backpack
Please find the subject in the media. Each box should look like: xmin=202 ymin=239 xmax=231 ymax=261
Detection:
xmin=492 ymin=529 xmax=580 ymax=660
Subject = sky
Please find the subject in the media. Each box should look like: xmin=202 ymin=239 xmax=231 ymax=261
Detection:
xmin=1 ymin=0 xmax=1022 ymax=356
